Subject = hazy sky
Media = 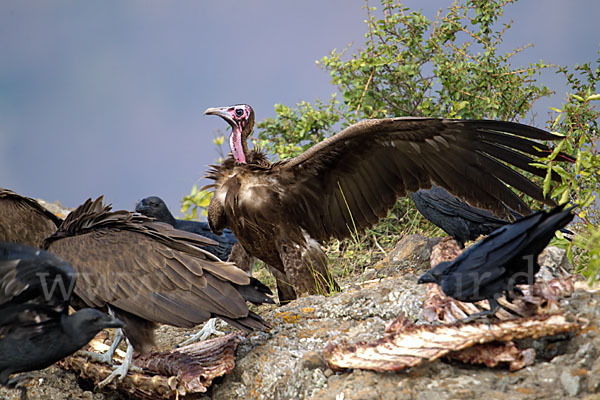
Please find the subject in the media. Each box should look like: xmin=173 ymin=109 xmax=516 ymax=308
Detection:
xmin=1 ymin=1 xmax=599 ymax=214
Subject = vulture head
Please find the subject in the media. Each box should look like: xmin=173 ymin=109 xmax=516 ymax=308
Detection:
xmin=205 ymin=104 xmax=254 ymax=163
xmin=135 ymin=196 xmax=172 ymax=222
xmin=65 ymin=308 xmax=126 ymax=341
xmin=417 ymin=261 xmax=451 ymax=285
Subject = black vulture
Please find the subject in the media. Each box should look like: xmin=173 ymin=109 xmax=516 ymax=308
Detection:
xmin=417 ymin=204 xmax=574 ymax=320
xmin=0 ymin=188 xmax=62 ymax=248
xmin=0 ymin=242 xmax=124 ymax=385
xmin=135 ymin=196 xmax=238 ymax=261
xmin=204 ymin=104 xmax=573 ymax=303
xmin=43 ymin=197 xmax=273 ymax=385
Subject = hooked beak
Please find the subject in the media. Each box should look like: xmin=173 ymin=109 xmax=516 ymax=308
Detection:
xmin=205 ymin=107 xmax=237 ymax=130
xmin=104 ymin=315 xmax=126 ymax=329
xmin=417 ymin=271 xmax=437 ymax=284
xmin=134 ymin=201 xmax=149 ymax=214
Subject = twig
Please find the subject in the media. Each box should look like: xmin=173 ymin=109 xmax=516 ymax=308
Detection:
xmin=355 ymin=69 xmax=375 ymax=117
xmin=372 ymin=234 xmax=386 ymax=255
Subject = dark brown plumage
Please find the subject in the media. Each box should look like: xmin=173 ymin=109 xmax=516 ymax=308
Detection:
xmin=0 ymin=188 xmax=62 ymax=248
xmin=204 ymin=104 xmax=570 ymax=303
xmin=43 ymin=197 xmax=272 ymax=354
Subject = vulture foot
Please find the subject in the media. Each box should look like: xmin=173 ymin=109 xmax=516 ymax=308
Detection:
xmin=97 ymin=338 xmax=141 ymax=388
xmin=6 ymin=372 xmax=39 ymax=388
xmin=460 ymin=298 xmax=501 ymax=324
xmin=81 ymin=327 xmax=124 ymax=366
xmin=6 ymin=374 xmax=33 ymax=400
xmin=175 ymin=319 xmax=224 ymax=348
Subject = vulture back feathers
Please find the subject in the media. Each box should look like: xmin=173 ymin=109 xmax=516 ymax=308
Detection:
xmin=0 ymin=188 xmax=62 ymax=248
xmin=0 ymin=242 xmax=124 ymax=384
xmin=43 ymin=197 xmax=272 ymax=353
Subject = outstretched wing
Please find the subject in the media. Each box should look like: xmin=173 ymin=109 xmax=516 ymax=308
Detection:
xmin=274 ymin=118 xmax=567 ymax=242
xmin=0 ymin=242 xmax=75 ymax=338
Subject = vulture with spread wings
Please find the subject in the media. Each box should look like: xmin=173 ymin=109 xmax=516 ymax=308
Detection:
xmin=0 ymin=242 xmax=124 ymax=385
xmin=43 ymin=197 xmax=273 ymax=385
xmin=0 ymin=188 xmax=62 ymax=248
xmin=204 ymin=104 xmax=571 ymax=304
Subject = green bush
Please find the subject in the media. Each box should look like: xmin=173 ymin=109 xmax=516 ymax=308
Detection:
xmin=186 ymin=0 xmax=599 ymax=282
xmin=254 ymin=0 xmax=557 ymax=249
xmin=256 ymin=0 xmax=552 ymax=154
xmin=537 ymin=55 xmax=600 ymax=283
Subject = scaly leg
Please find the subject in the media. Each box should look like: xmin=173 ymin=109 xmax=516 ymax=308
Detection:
xmin=175 ymin=319 xmax=224 ymax=348
xmin=460 ymin=298 xmax=501 ymax=323
xmin=97 ymin=338 xmax=140 ymax=387
xmin=81 ymin=328 xmax=124 ymax=365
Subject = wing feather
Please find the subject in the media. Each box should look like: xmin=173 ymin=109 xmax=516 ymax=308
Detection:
xmin=273 ymin=118 xmax=565 ymax=242
xmin=43 ymin=198 xmax=261 ymax=330
xmin=0 ymin=188 xmax=61 ymax=247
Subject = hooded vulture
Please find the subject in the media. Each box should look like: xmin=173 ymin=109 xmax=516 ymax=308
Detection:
xmin=204 ymin=104 xmax=572 ymax=304
xmin=0 ymin=188 xmax=62 ymax=248
xmin=43 ymin=197 xmax=272 ymax=385
xmin=417 ymin=203 xmax=574 ymax=321
xmin=0 ymin=242 xmax=124 ymax=385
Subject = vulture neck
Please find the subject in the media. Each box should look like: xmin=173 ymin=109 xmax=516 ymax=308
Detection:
xmin=230 ymin=123 xmax=252 ymax=164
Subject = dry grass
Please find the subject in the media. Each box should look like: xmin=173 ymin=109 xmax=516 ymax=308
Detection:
xmin=250 ymin=198 xmax=444 ymax=299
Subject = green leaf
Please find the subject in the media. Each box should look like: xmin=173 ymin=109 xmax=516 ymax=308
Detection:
xmin=552 ymin=165 xmax=571 ymax=180
xmin=570 ymin=93 xmax=584 ymax=101
xmin=559 ymin=187 xmax=570 ymax=204
xmin=543 ymin=166 xmax=552 ymax=198
xmin=586 ymin=93 xmax=600 ymax=101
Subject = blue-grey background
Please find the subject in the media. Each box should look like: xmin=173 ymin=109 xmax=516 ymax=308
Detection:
xmin=1 ymin=1 xmax=598 ymax=213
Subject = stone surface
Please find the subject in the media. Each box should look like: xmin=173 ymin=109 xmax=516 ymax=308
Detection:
xmin=376 ymin=234 xmax=440 ymax=274
xmin=561 ymin=368 xmax=584 ymax=397
xmin=0 ymin=226 xmax=598 ymax=400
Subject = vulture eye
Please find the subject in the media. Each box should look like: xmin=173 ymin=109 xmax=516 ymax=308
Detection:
xmin=235 ymin=109 xmax=244 ymax=117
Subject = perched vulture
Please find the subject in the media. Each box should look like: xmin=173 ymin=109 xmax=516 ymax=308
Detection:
xmin=411 ymin=184 xmax=522 ymax=248
xmin=204 ymin=104 xmax=572 ymax=303
xmin=43 ymin=197 xmax=273 ymax=384
xmin=135 ymin=196 xmax=238 ymax=261
xmin=0 ymin=242 xmax=124 ymax=385
xmin=0 ymin=188 xmax=62 ymax=248
xmin=417 ymin=203 xmax=574 ymax=320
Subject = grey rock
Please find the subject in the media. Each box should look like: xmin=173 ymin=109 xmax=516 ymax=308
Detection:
xmin=537 ymin=246 xmax=571 ymax=279
xmin=379 ymin=234 xmax=439 ymax=273
xmin=561 ymin=368 xmax=584 ymax=397
xmin=1 ymin=225 xmax=599 ymax=400
xmin=575 ymin=341 xmax=597 ymax=369
xmin=301 ymin=351 xmax=328 ymax=370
